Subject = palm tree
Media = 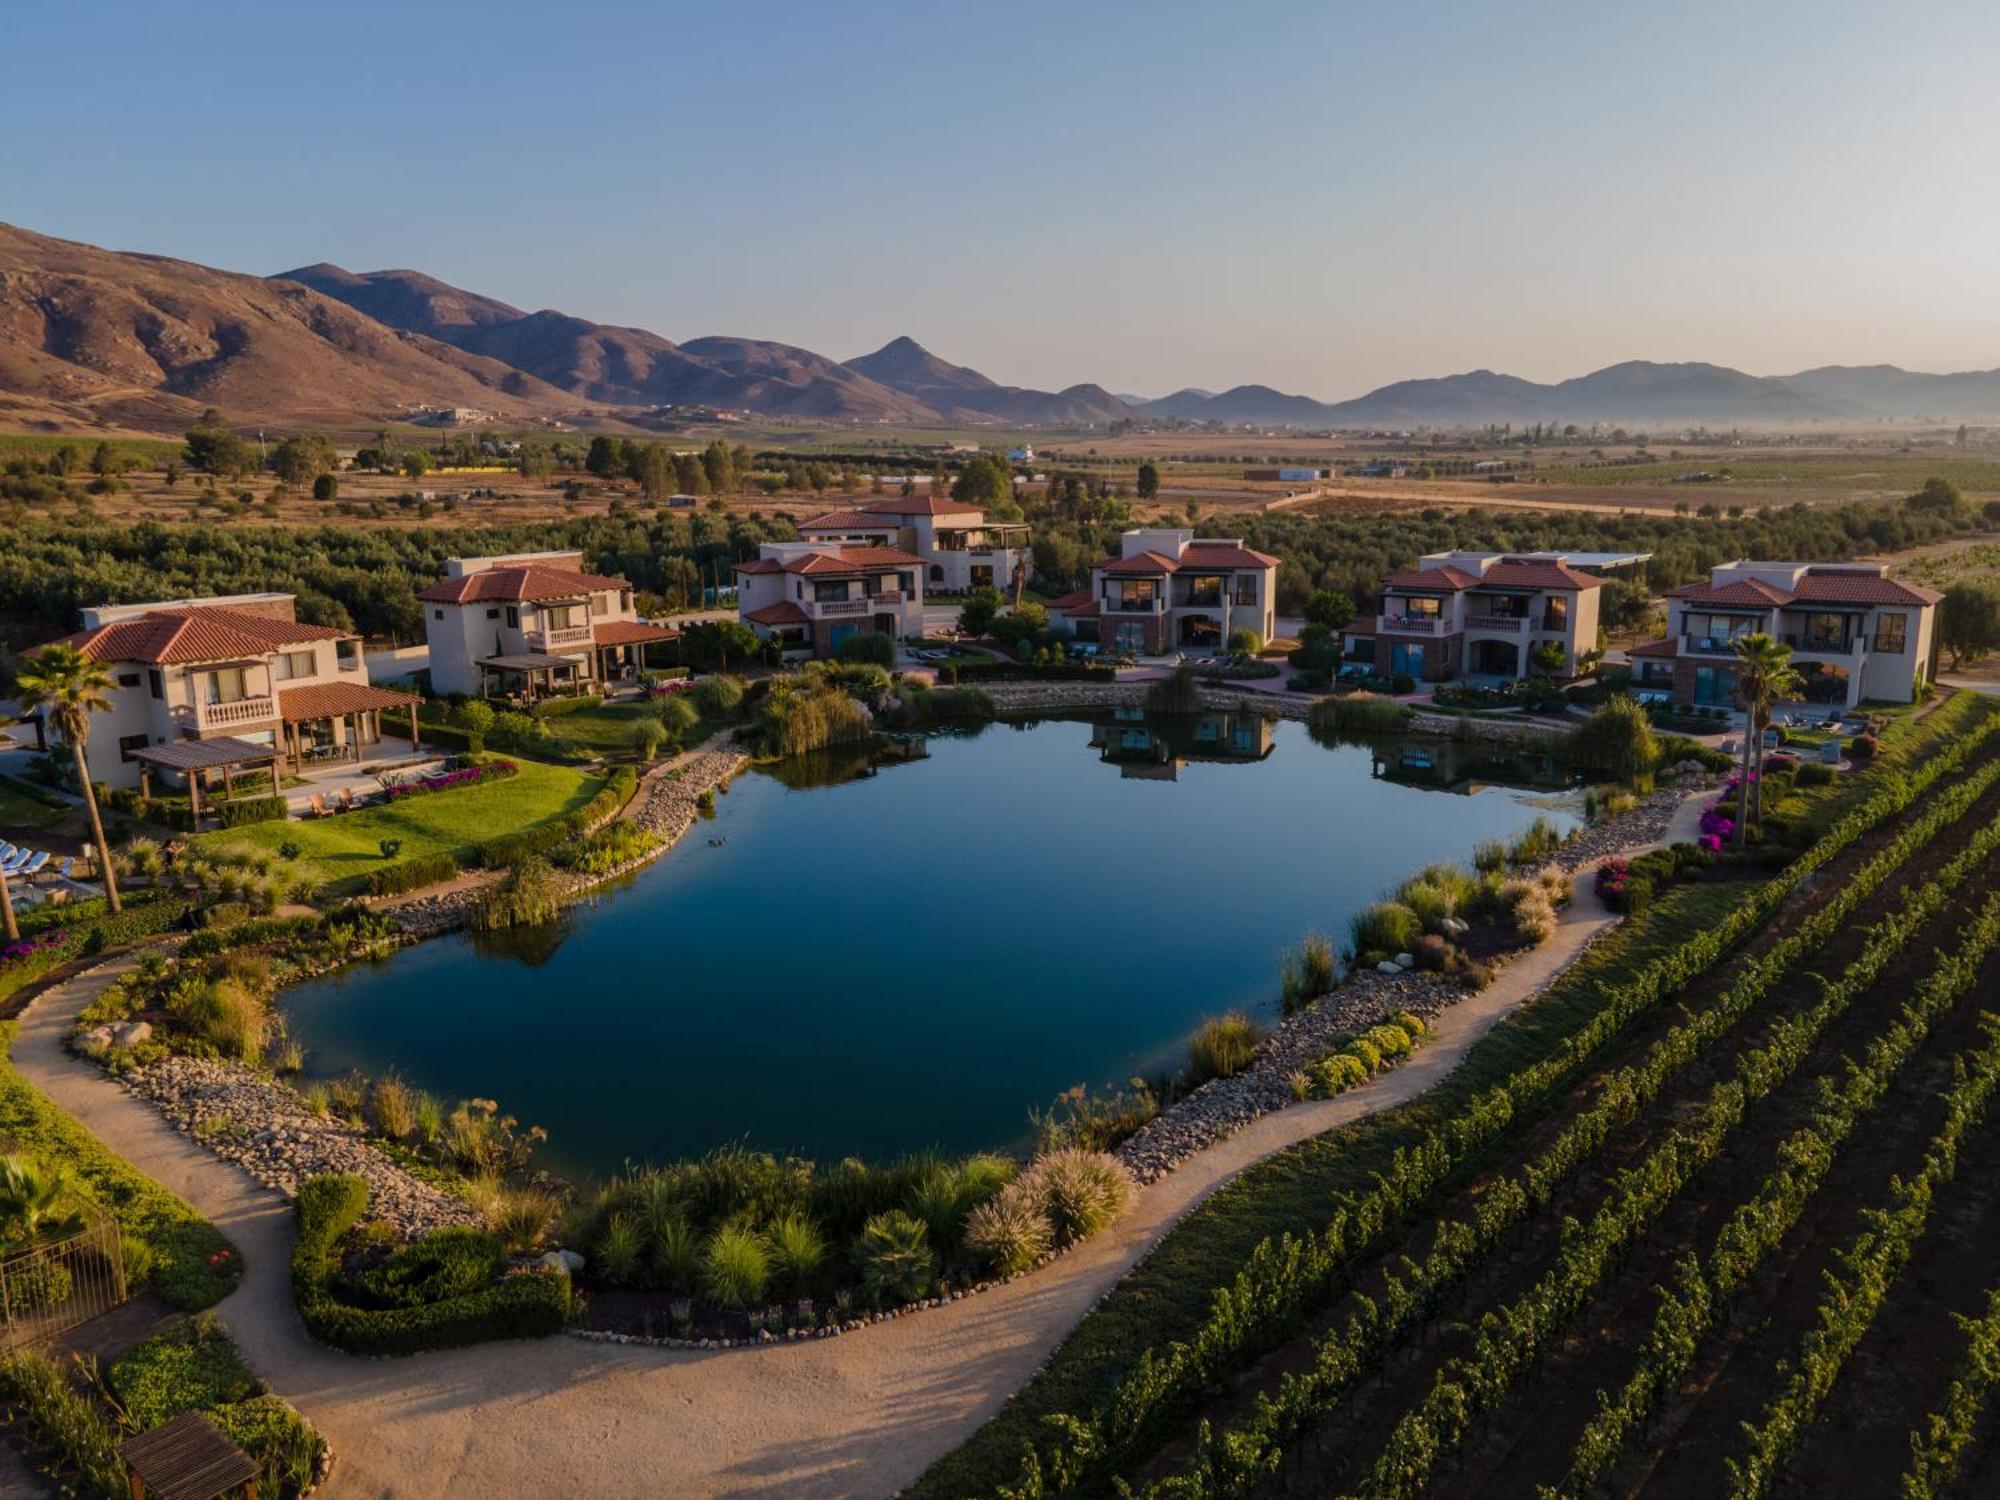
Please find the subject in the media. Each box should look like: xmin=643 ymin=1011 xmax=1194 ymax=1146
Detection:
xmin=0 ymin=857 xmax=16 ymax=944
xmin=15 ymin=644 xmax=121 ymax=913
xmin=1730 ymin=633 xmax=1804 ymax=846
xmin=0 ymin=1155 xmax=77 ymax=1246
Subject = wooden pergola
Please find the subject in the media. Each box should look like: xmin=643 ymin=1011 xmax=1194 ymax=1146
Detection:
xmin=120 ymin=1410 xmax=261 ymax=1499
xmin=129 ymin=737 xmax=282 ymax=828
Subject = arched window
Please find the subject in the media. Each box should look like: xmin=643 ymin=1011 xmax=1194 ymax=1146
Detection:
xmin=929 ymin=565 xmax=944 ymax=583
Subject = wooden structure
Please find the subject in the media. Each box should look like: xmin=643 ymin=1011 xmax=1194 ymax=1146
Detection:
xmin=120 ymin=1411 xmax=260 ymax=1499
xmin=128 ymin=738 xmax=281 ymax=827
xmin=275 ymin=681 xmax=420 ymax=771
xmin=476 ymin=650 xmax=586 ymax=703
xmin=0 ymin=1212 xmax=128 ymax=1351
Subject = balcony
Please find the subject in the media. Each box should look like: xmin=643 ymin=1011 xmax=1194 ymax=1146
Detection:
xmin=1783 ymin=633 xmax=1862 ymax=658
xmin=527 ymin=624 xmax=592 ymax=650
xmin=1682 ymin=634 xmax=1744 ymax=657
xmin=1380 ymin=614 xmax=1443 ymax=634
xmin=1106 ymin=597 xmax=1164 ymax=614
xmin=178 ymin=695 xmax=278 ymax=731
xmin=1465 ymin=614 xmax=1527 ymax=633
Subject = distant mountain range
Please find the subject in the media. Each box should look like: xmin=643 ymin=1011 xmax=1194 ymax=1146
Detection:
xmin=7 ymin=219 xmax=2000 ymax=433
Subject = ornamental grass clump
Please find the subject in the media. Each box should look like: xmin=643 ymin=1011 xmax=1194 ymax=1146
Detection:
xmin=595 ymin=1213 xmax=646 ymax=1285
xmin=767 ymin=1212 xmax=826 ymax=1292
xmin=1349 ymin=901 xmax=1422 ymax=962
xmin=1279 ymin=933 xmax=1336 ymax=1014
xmin=964 ymin=1181 xmax=1055 ymax=1275
xmin=368 ymin=1075 xmax=415 ymax=1143
xmin=856 ymin=1210 xmax=936 ymax=1306
xmin=702 ymin=1225 xmax=771 ymax=1308
xmin=1023 ymin=1148 xmax=1134 ymax=1248
xmin=1187 ymin=1011 xmax=1264 ymax=1086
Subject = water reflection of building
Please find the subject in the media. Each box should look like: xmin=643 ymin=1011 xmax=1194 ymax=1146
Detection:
xmin=1368 ymin=735 xmax=1572 ymax=794
xmin=1089 ymin=708 xmax=1275 ymax=781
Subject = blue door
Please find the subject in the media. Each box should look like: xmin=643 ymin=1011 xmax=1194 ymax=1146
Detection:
xmin=1390 ymin=642 xmax=1425 ymax=678
xmin=828 ymin=623 xmax=858 ymax=653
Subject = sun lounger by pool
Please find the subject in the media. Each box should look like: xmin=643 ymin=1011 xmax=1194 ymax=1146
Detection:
xmin=18 ymin=851 xmax=49 ymax=880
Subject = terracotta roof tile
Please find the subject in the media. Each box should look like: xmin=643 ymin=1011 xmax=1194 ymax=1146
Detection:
xmin=1096 ymin=550 xmax=1181 ymax=576
xmin=782 ymin=546 xmax=921 ymax=575
xmin=1047 ymin=588 xmax=1094 ymax=612
xmin=417 ymin=564 xmax=627 ymax=604
xmin=744 ymin=601 xmax=812 ymax=626
xmin=1626 ymin=637 xmax=1679 ymax=658
xmin=1791 ymin=571 xmax=1942 ymax=607
xmin=1665 ymin=578 xmax=1793 ymax=607
xmin=54 ymin=606 xmax=347 ymax=666
xmin=797 ymin=509 xmax=892 ymax=531
xmin=1343 ymin=617 xmax=1378 ymax=637
xmin=732 ymin=558 xmax=782 ymax=575
xmin=859 ymin=495 xmax=982 ymax=518
xmin=1179 ymin=541 xmax=1281 ymax=569
xmin=1383 ymin=564 xmax=1480 ymax=591
xmin=592 ymin=620 xmax=678 ymax=646
xmin=276 ymin=681 xmax=416 ymax=723
xmin=1474 ymin=561 xmax=1605 ymax=591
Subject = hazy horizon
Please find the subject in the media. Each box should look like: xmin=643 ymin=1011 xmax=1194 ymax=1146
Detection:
xmin=9 ymin=0 xmax=2000 ymax=400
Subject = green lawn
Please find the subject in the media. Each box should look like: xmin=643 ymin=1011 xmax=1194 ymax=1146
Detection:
xmin=199 ymin=759 xmax=604 ymax=888
xmin=533 ymin=698 xmax=663 ymax=754
xmin=0 ymin=777 xmax=70 ymax=832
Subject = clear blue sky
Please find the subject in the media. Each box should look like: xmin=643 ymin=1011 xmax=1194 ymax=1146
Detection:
xmin=8 ymin=0 xmax=1999 ymax=398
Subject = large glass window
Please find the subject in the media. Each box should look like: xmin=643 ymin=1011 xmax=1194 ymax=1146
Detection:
xmin=1801 ymin=612 xmax=1849 ymax=651
xmin=1184 ymin=575 xmax=1222 ymax=607
xmin=1875 ymin=612 xmax=1907 ymax=653
xmin=1234 ymin=575 xmax=1258 ymax=606
xmin=272 ymin=649 xmax=314 ymax=681
xmin=814 ymin=580 xmax=852 ymax=602
xmin=1111 ymin=580 xmax=1156 ymax=611
xmin=1543 ymin=595 xmax=1569 ymax=629
xmin=204 ymin=667 xmax=250 ymax=704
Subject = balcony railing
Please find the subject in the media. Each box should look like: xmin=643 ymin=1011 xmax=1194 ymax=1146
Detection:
xmin=1683 ymin=634 xmax=1744 ymax=656
xmin=1783 ymin=633 xmax=1860 ymax=656
xmin=867 ymin=590 xmax=904 ymax=606
xmin=816 ymin=599 xmax=869 ymax=617
xmin=1106 ymin=597 xmax=1164 ymax=614
xmin=180 ymin=696 xmax=277 ymax=730
xmin=1465 ymin=614 xmax=1527 ymax=632
xmin=527 ymin=625 xmax=592 ymax=649
xmin=1381 ymin=615 xmax=1442 ymax=634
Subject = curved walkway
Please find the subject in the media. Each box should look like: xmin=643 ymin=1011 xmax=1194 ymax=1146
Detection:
xmin=10 ymin=803 xmax=1703 ymax=1498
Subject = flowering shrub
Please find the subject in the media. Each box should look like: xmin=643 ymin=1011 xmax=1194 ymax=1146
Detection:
xmin=382 ymin=758 xmax=519 ymax=801
xmin=0 ymin=934 xmax=67 ymax=966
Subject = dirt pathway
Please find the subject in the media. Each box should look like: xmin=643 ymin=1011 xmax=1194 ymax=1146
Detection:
xmin=9 ymin=817 xmax=1691 ymax=1498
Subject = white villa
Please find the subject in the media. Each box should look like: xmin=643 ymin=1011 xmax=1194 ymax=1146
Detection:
xmin=734 ymin=542 xmax=926 ymax=659
xmin=1083 ymin=529 xmax=1280 ymax=656
xmin=1628 ymin=561 xmax=1941 ymax=709
xmin=420 ymin=551 xmax=676 ymax=699
xmin=794 ymin=495 xmax=1029 ymax=596
xmin=1346 ymin=550 xmax=1630 ymax=682
xmin=38 ymin=592 xmax=417 ymax=794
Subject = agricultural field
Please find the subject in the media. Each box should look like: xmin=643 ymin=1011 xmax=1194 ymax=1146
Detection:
xmin=918 ymin=691 xmax=2000 ymax=1499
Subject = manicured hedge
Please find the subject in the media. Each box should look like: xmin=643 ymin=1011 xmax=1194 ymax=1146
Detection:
xmin=3 ymin=892 xmax=193 ymax=1002
xmin=412 ymin=721 xmax=483 ymax=754
xmin=214 ymin=796 xmax=288 ymax=829
xmin=367 ymin=853 xmax=461 ymax=897
xmin=291 ymin=1176 xmax=569 ymax=1354
xmin=105 ymin=786 xmax=289 ymax=833
xmin=941 ymin=661 xmax=1117 ymax=684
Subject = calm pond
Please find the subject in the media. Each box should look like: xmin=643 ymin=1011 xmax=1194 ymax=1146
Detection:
xmin=282 ymin=712 xmax=1579 ymax=1179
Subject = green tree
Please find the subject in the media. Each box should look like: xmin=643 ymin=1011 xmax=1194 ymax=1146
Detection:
xmin=1730 ymin=633 xmax=1802 ymax=841
xmin=312 ymin=472 xmax=338 ymax=502
xmin=951 ymin=456 xmax=1012 ymax=508
xmin=1135 ymin=461 xmax=1160 ymax=501
xmin=401 ymin=449 xmax=433 ymax=478
xmin=957 ymin=587 xmax=1006 ymax=636
xmin=0 ymin=1156 xmax=78 ymax=1246
xmin=182 ymin=410 xmax=254 ymax=477
xmin=1567 ymin=696 xmax=1658 ymax=782
xmin=585 ymin=435 xmax=625 ymax=479
xmin=1940 ymin=581 xmax=2000 ymax=668
xmin=701 ymin=440 xmax=737 ymax=494
xmin=518 ymin=441 xmax=556 ymax=480
xmin=272 ymin=433 xmax=335 ymax=485
xmin=14 ymin=644 xmax=122 ymax=912
xmin=635 ymin=444 xmax=675 ymax=500
xmin=1302 ymin=589 xmax=1355 ymax=631
xmin=1906 ymin=476 xmax=1967 ymax=516
xmin=674 ymin=453 xmax=710 ymax=496
xmin=88 ymin=442 xmax=121 ymax=477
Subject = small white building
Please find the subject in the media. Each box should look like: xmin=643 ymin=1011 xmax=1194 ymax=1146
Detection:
xmin=420 ymin=551 xmax=676 ymax=699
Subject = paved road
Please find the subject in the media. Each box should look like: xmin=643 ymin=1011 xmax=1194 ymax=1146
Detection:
xmin=12 ymin=832 xmax=1684 ymax=1497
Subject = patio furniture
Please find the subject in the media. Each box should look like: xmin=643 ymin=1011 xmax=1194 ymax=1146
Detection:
xmin=18 ymin=851 xmax=49 ymax=880
xmin=55 ymin=857 xmax=72 ymax=883
xmin=0 ymin=849 xmax=27 ymax=875
xmin=338 ymin=788 xmax=357 ymax=812
xmin=119 ymin=1409 xmax=262 ymax=1500
xmin=307 ymin=793 xmax=333 ymax=819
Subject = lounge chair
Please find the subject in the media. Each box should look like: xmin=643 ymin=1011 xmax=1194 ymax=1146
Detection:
xmin=18 ymin=851 xmax=49 ymax=881
xmin=307 ymin=793 xmax=333 ymax=819
xmin=0 ymin=849 xmax=28 ymax=876
xmin=54 ymin=857 xmax=73 ymax=884
xmin=338 ymin=788 xmax=357 ymax=812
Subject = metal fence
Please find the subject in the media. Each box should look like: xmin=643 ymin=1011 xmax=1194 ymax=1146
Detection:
xmin=0 ymin=1214 xmax=127 ymax=1352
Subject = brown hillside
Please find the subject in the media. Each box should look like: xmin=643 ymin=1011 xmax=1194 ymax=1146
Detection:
xmin=0 ymin=223 xmax=584 ymax=430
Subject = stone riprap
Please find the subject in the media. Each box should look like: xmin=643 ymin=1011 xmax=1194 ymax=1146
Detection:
xmin=122 ymin=1055 xmax=480 ymax=1238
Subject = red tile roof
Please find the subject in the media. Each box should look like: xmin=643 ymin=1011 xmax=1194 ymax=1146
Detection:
xmin=1343 ymin=617 xmax=1378 ymax=637
xmin=1383 ymin=564 xmax=1480 ymax=591
xmin=1791 ymin=571 xmax=1942 ymax=607
xmin=744 ymin=601 xmax=812 ymax=626
xmin=1097 ymin=550 xmax=1181 ymax=576
xmin=733 ymin=558 xmax=782 ymax=575
xmin=1179 ymin=541 xmax=1281 ymax=569
xmin=859 ymin=495 xmax=982 ymax=518
xmin=276 ymin=681 xmax=416 ymax=723
xmin=1067 ymin=601 xmax=1101 ymax=619
xmin=1047 ymin=588 xmax=1094 ymax=612
xmin=593 ymin=620 xmax=678 ymax=646
xmin=1665 ymin=578 xmax=1792 ymax=607
xmin=418 ymin=564 xmax=626 ymax=604
xmin=55 ymin=606 xmax=347 ymax=667
xmin=797 ymin=509 xmax=893 ymax=531
xmin=1474 ymin=561 xmax=1605 ymax=591
xmin=1625 ymin=637 xmax=1679 ymax=658
xmin=781 ymin=546 xmax=922 ymax=575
